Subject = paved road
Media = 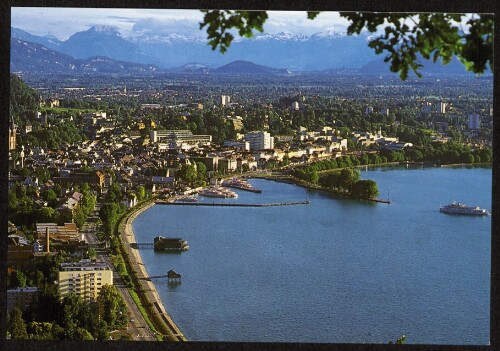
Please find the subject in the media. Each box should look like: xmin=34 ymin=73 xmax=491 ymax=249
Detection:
xmin=101 ymin=255 xmax=156 ymax=341
xmin=83 ymin=196 xmax=156 ymax=341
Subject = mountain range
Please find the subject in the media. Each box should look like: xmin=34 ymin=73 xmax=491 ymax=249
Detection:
xmin=10 ymin=25 xmax=482 ymax=76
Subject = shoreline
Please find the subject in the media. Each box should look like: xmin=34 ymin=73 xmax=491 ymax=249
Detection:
xmin=251 ymin=175 xmax=391 ymax=204
xmin=119 ymin=199 xmax=187 ymax=341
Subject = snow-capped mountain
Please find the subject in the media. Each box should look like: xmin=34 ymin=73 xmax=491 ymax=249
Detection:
xmin=310 ymin=30 xmax=347 ymax=40
xmin=255 ymin=31 xmax=309 ymax=41
xmin=126 ymin=32 xmax=205 ymax=44
xmin=12 ymin=26 xmax=380 ymax=70
xmin=10 ymin=26 xmax=480 ymax=75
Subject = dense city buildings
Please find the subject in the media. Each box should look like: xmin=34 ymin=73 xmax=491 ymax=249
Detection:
xmin=6 ymin=70 xmax=493 ymax=342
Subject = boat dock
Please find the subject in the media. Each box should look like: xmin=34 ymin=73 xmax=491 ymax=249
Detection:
xmin=155 ymin=200 xmax=310 ymax=207
xmin=224 ymin=185 xmax=262 ymax=193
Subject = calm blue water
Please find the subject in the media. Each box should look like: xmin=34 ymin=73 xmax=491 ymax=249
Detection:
xmin=132 ymin=166 xmax=491 ymax=344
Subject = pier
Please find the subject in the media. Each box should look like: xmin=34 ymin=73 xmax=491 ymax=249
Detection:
xmin=140 ymin=270 xmax=181 ymax=282
xmin=223 ymin=184 xmax=262 ymax=193
xmin=130 ymin=243 xmax=154 ymax=249
xmin=155 ymin=200 xmax=310 ymax=207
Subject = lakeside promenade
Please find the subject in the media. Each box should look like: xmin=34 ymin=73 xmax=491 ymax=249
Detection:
xmin=119 ymin=199 xmax=187 ymax=341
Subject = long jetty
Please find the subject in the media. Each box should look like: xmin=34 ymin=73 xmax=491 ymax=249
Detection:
xmin=155 ymin=200 xmax=310 ymax=207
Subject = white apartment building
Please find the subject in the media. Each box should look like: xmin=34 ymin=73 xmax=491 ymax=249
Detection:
xmin=244 ymin=131 xmax=274 ymax=150
xmin=150 ymin=130 xmax=212 ymax=145
xmin=221 ymin=95 xmax=231 ymax=106
xmin=435 ymin=101 xmax=447 ymax=114
xmin=58 ymin=260 xmax=113 ymax=301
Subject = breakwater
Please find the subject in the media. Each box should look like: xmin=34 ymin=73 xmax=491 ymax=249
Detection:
xmin=155 ymin=200 xmax=310 ymax=207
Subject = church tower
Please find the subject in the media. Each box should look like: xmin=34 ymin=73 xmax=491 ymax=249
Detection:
xmin=9 ymin=116 xmax=16 ymax=150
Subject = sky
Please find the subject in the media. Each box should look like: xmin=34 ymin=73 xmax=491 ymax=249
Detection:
xmin=11 ymin=8 xmax=351 ymax=40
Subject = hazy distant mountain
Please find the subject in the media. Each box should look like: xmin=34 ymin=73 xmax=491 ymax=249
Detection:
xmin=167 ymin=62 xmax=212 ymax=73
xmin=10 ymin=38 xmax=76 ymax=73
xmin=11 ymin=26 xmax=483 ymax=76
xmin=11 ymin=27 xmax=63 ymax=51
xmin=359 ymin=56 xmax=483 ymax=77
xmin=57 ymin=25 xmax=159 ymax=65
xmin=10 ymin=38 xmax=161 ymax=74
xmin=11 ymin=26 xmax=378 ymax=70
xmin=214 ymin=60 xmax=290 ymax=74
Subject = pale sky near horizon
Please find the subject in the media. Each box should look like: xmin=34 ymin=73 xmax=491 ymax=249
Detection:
xmin=11 ymin=8 xmax=351 ymax=40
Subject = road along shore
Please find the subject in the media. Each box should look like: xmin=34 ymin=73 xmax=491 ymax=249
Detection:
xmin=119 ymin=199 xmax=187 ymax=341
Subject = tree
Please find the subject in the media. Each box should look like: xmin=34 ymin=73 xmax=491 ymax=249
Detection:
xmin=87 ymin=247 xmax=97 ymax=261
xmin=200 ymin=11 xmax=493 ymax=80
xmin=43 ymin=189 xmax=58 ymax=203
xmin=8 ymin=189 xmax=18 ymax=212
xmin=27 ymin=321 xmax=60 ymax=340
xmin=325 ymin=172 xmax=339 ymax=190
xmin=73 ymin=207 xmax=86 ymax=230
xmin=338 ymin=168 xmax=361 ymax=192
xmin=196 ymin=162 xmax=208 ymax=181
xmin=107 ymin=182 xmax=122 ymax=202
xmin=96 ymin=284 xmax=128 ymax=330
xmin=352 ymin=180 xmax=380 ymax=199
xmin=177 ymin=164 xmax=198 ymax=185
xmin=309 ymin=171 xmax=319 ymax=185
xmin=36 ymin=207 xmax=59 ymax=223
xmin=136 ymin=185 xmax=146 ymax=201
xmin=8 ymin=307 xmax=29 ymax=340
xmin=9 ymin=270 xmax=27 ymax=288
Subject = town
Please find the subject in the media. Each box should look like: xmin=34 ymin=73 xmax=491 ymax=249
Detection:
xmin=7 ymin=72 xmax=493 ymax=341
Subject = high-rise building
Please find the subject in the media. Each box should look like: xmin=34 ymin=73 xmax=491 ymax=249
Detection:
xmin=221 ymin=95 xmax=231 ymax=106
xmin=365 ymin=106 xmax=374 ymax=115
xmin=435 ymin=101 xmax=447 ymax=114
xmin=380 ymin=108 xmax=390 ymax=116
xmin=421 ymin=101 xmax=433 ymax=113
xmin=244 ymin=131 xmax=274 ymax=150
xmin=58 ymin=260 xmax=113 ymax=301
xmin=468 ymin=113 xmax=481 ymax=130
xmin=9 ymin=116 xmax=16 ymax=150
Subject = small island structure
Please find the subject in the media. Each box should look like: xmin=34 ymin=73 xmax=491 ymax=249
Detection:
xmin=154 ymin=236 xmax=190 ymax=251
xmin=167 ymin=269 xmax=182 ymax=281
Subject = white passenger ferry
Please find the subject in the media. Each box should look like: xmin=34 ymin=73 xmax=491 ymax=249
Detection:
xmin=440 ymin=202 xmax=490 ymax=216
xmin=199 ymin=187 xmax=238 ymax=198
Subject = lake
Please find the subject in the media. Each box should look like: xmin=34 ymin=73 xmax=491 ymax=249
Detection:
xmin=132 ymin=165 xmax=491 ymax=344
